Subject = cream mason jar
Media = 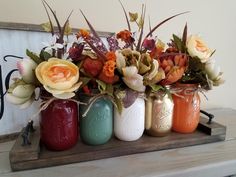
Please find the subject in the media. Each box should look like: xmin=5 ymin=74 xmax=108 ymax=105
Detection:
xmin=114 ymin=98 xmax=145 ymax=141
xmin=145 ymin=92 xmax=174 ymax=136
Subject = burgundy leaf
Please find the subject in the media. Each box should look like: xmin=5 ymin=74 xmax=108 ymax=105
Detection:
xmin=41 ymin=0 xmax=54 ymax=35
xmin=84 ymin=38 xmax=106 ymax=63
xmin=80 ymin=10 xmax=108 ymax=53
xmin=118 ymin=0 xmax=131 ymax=31
xmin=145 ymin=11 xmax=190 ymax=39
xmin=42 ymin=0 xmax=62 ymax=33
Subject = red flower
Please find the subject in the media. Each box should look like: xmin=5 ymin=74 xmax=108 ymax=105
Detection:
xmin=82 ymin=57 xmax=103 ymax=77
xmin=68 ymin=43 xmax=84 ymax=61
xmin=142 ymin=38 xmax=155 ymax=50
xmin=116 ymin=30 xmax=134 ymax=44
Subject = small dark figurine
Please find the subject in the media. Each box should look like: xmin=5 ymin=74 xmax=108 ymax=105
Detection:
xmin=21 ymin=120 xmax=35 ymax=146
xmin=200 ymin=110 xmax=214 ymax=124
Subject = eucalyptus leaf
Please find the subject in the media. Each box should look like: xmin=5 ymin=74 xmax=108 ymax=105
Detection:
xmin=138 ymin=17 xmax=144 ymax=29
xmin=41 ymin=22 xmax=52 ymax=32
xmin=64 ymin=21 xmax=72 ymax=35
xmin=129 ymin=12 xmax=138 ymax=22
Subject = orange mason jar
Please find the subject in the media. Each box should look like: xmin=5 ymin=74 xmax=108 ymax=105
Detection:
xmin=172 ymin=83 xmax=200 ymax=133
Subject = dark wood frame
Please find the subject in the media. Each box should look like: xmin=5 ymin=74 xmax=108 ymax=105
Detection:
xmin=0 ymin=21 xmax=113 ymax=37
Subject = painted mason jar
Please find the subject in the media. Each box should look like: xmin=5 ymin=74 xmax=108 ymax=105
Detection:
xmin=40 ymin=99 xmax=78 ymax=151
xmin=145 ymin=92 xmax=174 ymax=136
xmin=172 ymin=83 xmax=200 ymax=133
xmin=79 ymin=95 xmax=113 ymax=145
xmin=114 ymin=98 xmax=145 ymax=141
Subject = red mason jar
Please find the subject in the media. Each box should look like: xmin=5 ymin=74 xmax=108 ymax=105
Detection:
xmin=40 ymin=99 xmax=78 ymax=151
xmin=172 ymin=83 xmax=200 ymax=133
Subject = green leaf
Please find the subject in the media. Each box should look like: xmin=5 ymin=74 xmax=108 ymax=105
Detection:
xmin=64 ymin=21 xmax=72 ymax=35
xmin=96 ymin=80 xmax=107 ymax=92
xmin=173 ymin=34 xmax=185 ymax=52
xmin=106 ymin=84 xmax=114 ymax=96
xmin=129 ymin=12 xmax=138 ymax=22
xmin=182 ymin=23 xmax=188 ymax=45
xmin=114 ymin=94 xmax=123 ymax=114
xmin=26 ymin=49 xmax=43 ymax=64
xmin=149 ymin=84 xmax=164 ymax=92
xmin=41 ymin=22 xmax=52 ymax=32
xmin=80 ymin=77 xmax=91 ymax=88
xmin=138 ymin=17 xmax=144 ymax=29
xmin=39 ymin=50 xmax=51 ymax=61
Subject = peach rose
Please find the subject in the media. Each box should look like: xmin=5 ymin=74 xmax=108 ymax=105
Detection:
xmin=187 ymin=35 xmax=213 ymax=63
xmin=35 ymin=58 xmax=82 ymax=99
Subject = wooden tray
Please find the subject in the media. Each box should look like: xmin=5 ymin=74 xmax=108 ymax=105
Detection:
xmin=9 ymin=117 xmax=226 ymax=171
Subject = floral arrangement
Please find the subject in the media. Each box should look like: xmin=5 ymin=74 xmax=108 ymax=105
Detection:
xmin=5 ymin=1 xmax=224 ymax=113
xmin=6 ymin=0 xmax=82 ymax=108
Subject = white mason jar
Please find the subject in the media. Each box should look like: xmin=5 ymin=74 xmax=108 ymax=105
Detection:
xmin=114 ymin=98 xmax=145 ymax=141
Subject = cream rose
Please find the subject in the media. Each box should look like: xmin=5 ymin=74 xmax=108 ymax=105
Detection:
xmin=122 ymin=66 xmax=146 ymax=92
xmin=6 ymin=79 xmax=35 ymax=109
xmin=187 ymin=35 xmax=213 ymax=63
xmin=35 ymin=58 xmax=82 ymax=99
xmin=205 ymin=59 xmax=224 ymax=86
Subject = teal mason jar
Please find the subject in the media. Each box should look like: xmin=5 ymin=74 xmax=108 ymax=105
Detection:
xmin=79 ymin=95 xmax=113 ymax=145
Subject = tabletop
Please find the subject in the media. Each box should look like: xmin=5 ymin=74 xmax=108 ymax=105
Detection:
xmin=0 ymin=108 xmax=236 ymax=177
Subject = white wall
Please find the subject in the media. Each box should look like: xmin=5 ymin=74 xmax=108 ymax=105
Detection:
xmin=0 ymin=0 xmax=235 ymax=134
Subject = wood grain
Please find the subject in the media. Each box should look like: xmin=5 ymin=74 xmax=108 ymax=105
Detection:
xmin=9 ymin=117 xmax=226 ymax=171
xmin=9 ymin=128 xmax=40 ymax=163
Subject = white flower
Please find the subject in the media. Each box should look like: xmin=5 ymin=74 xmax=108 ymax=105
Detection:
xmin=17 ymin=58 xmax=37 ymax=84
xmin=6 ymin=79 xmax=35 ymax=109
xmin=122 ymin=66 xmax=145 ymax=92
xmin=42 ymin=35 xmax=64 ymax=53
xmin=205 ymin=59 xmax=224 ymax=86
xmin=187 ymin=35 xmax=213 ymax=63
xmin=115 ymin=50 xmax=126 ymax=73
